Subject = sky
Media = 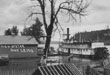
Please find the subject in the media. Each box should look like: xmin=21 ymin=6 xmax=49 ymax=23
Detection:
xmin=0 ymin=0 xmax=110 ymax=41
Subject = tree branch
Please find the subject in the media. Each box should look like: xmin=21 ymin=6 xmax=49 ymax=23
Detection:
xmin=54 ymin=1 xmax=70 ymax=20
xmin=53 ymin=17 xmax=63 ymax=38
xmin=50 ymin=0 xmax=55 ymax=25
xmin=37 ymin=0 xmax=48 ymax=32
xmin=54 ymin=0 xmax=89 ymax=21
xmin=69 ymin=12 xmax=77 ymax=21
xmin=60 ymin=7 xmax=86 ymax=16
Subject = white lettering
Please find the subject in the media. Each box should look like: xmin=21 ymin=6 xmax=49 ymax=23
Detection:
xmin=10 ymin=49 xmax=19 ymax=52
xmin=10 ymin=49 xmax=34 ymax=53
xmin=0 ymin=45 xmax=25 ymax=48
xmin=20 ymin=49 xmax=26 ymax=52
xmin=26 ymin=49 xmax=34 ymax=53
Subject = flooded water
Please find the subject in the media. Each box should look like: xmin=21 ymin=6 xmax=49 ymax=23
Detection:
xmin=0 ymin=55 xmax=98 ymax=75
xmin=0 ymin=58 xmax=40 ymax=75
xmin=0 ymin=56 xmax=63 ymax=75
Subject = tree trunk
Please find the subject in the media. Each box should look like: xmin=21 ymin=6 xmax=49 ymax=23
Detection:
xmin=44 ymin=35 xmax=51 ymax=57
xmin=44 ymin=24 xmax=53 ymax=58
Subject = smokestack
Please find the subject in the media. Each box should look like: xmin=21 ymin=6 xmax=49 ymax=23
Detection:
xmin=67 ymin=28 xmax=70 ymax=40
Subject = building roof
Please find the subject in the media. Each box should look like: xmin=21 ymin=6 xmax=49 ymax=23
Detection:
xmin=32 ymin=63 xmax=82 ymax=75
xmin=0 ymin=35 xmax=38 ymax=45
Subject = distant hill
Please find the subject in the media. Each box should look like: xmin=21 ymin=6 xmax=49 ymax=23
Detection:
xmin=71 ymin=29 xmax=110 ymax=45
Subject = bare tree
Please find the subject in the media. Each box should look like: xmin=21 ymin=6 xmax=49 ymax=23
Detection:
xmin=29 ymin=0 xmax=90 ymax=58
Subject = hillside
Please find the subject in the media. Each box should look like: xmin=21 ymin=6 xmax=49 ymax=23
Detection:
xmin=72 ymin=29 xmax=110 ymax=45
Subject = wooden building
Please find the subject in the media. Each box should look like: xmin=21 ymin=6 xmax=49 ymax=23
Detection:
xmin=0 ymin=36 xmax=39 ymax=59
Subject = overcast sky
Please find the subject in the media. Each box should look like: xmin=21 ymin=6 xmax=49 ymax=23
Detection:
xmin=0 ymin=0 xmax=110 ymax=41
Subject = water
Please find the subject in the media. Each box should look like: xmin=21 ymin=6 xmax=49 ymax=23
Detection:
xmin=0 ymin=55 xmax=98 ymax=75
xmin=47 ymin=56 xmax=63 ymax=65
xmin=0 ymin=56 xmax=62 ymax=75
xmin=0 ymin=58 xmax=40 ymax=75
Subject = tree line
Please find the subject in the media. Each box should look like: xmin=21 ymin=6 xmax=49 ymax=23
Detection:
xmin=4 ymin=18 xmax=44 ymax=42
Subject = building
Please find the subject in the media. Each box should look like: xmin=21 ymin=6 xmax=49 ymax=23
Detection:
xmin=0 ymin=35 xmax=43 ymax=75
xmin=0 ymin=35 xmax=40 ymax=59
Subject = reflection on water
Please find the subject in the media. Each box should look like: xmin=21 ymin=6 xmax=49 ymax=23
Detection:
xmin=0 ymin=58 xmax=39 ymax=75
xmin=0 ymin=56 xmax=62 ymax=75
xmin=0 ymin=56 xmax=94 ymax=75
xmin=0 ymin=67 xmax=36 ymax=75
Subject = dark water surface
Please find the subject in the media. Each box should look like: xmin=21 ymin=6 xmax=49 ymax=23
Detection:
xmin=0 ymin=58 xmax=39 ymax=75
xmin=0 ymin=55 xmax=98 ymax=75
